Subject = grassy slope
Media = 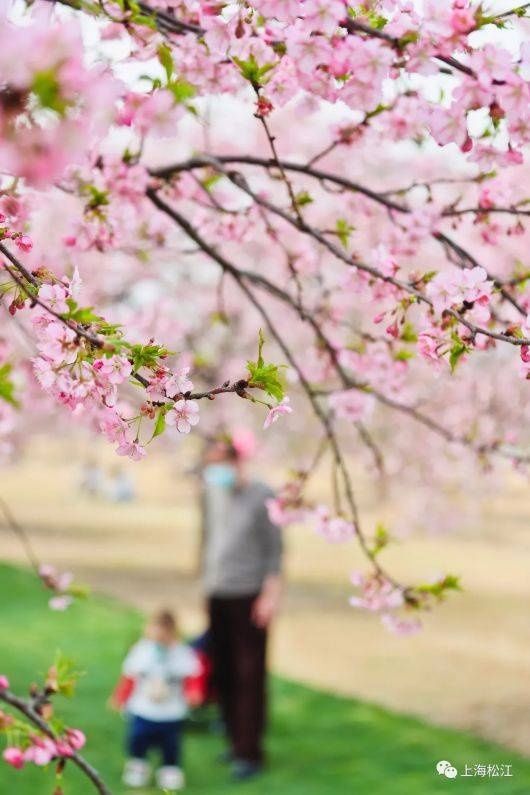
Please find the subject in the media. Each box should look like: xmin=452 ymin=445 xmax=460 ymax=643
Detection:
xmin=1 ymin=563 xmax=529 ymax=795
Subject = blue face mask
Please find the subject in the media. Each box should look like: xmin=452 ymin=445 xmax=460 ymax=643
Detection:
xmin=203 ymin=463 xmax=237 ymax=489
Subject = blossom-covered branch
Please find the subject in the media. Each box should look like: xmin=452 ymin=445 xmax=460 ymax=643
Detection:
xmin=0 ymin=676 xmax=110 ymax=795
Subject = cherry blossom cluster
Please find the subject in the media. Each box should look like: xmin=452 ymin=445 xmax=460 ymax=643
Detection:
xmin=349 ymin=572 xmax=421 ymax=636
xmin=6 ymin=2 xmax=530 ymax=792
xmin=266 ymin=473 xmax=357 ymax=543
xmin=3 ymin=729 xmax=86 ymax=771
xmin=37 ymin=564 xmax=84 ymax=612
xmin=91 ymin=0 xmax=530 ymax=167
xmin=0 ymin=16 xmax=119 ymax=186
xmin=1 ymin=0 xmax=530 ymax=654
xmin=0 ymin=675 xmax=88 ymax=783
xmin=1 ymin=220 xmax=290 ymax=461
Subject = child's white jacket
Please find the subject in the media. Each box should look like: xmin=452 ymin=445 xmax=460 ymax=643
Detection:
xmin=123 ymin=639 xmax=199 ymax=722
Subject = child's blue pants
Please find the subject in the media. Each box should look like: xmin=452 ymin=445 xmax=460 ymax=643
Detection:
xmin=127 ymin=715 xmax=183 ymax=766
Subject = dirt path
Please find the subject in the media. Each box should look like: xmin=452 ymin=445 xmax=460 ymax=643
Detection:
xmin=2 ymin=439 xmax=530 ymax=754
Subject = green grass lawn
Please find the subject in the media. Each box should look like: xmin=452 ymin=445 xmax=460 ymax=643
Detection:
xmin=1 ymin=563 xmax=529 ymax=795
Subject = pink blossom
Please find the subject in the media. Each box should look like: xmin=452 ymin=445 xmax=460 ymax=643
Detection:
xmin=24 ymin=738 xmax=57 ymax=766
xmin=418 ymin=332 xmax=444 ymax=370
xmin=38 ymin=284 xmax=69 ymax=315
xmin=15 ymin=234 xmax=33 ymax=253
xmin=0 ymin=675 xmax=9 ymax=690
xmin=36 ymin=322 xmax=78 ymax=366
xmin=93 ymin=355 xmax=132 ymax=385
xmin=54 ymin=740 xmax=74 ymax=758
xmin=315 ymin=507 xmax=356 ymax=543
xmin=263 ymin=397 xmax=292 ymax=430
xmin=265 ymin=478 xmax=306 ymax=527
xmin=303 ymin=0 xmax=344 ymax=35
xmin=251 ymin=0 xmax=300 ymax=24
xmin=66 ymin=728 xmax=86 ymax=751
xmin=428 ymin=106 xmax=469 ymax=148
xmin=328 ymin=390 xmax=373 ymax=423
xmin=133 ymin=90 xmax=182 ymax=138
xmin=426 ymin=266 xmax=492 ymax=316
xmin=203 ymin=14 xmax=239 ymax=57
xmin=49 ymin=595 xmax=74 ymax=611
xmin=3 ymin=747 xmax=25 ymax=769
xmin=469 ymin=44 xmax=514 ymax=88
xmin=449 ymin=8 xmax=475 ymax=35
xmin=99 ymin=410 xmax=128 ymax=444
xmin=38 ymin=563 xmax=73 ymax=592
xmin=265 ymin=59 xmax=298 ymax=108
xmin=164 ymin=367 xmax=194 ymax=397
xmin=381 ymin=613 xmax=422 ymax=636
xmin=116 ymin=435 xmax=146 ymax=461
xmin=285 ymin=21 xmax=332 ymax=74
xmin=349 ymin=572 xmax=404 ymax=612
xmin=266 ymin=495 xmax=306 ymax=527
xmin=166 ymin=399 xmax=200 ymax=434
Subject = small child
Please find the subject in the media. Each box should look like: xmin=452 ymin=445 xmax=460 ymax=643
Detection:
xmin=118 ymin=610 xmax=199 ymax=791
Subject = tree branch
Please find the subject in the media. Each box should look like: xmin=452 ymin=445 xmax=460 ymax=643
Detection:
xmin=0 ymin=689 xmax=111 ymax=795
xmin=151 ymin=155 xmax=527 ymax=316
xmin=146 ymin=185 xmax=530 ymax=466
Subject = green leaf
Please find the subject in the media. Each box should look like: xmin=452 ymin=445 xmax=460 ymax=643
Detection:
xmin=398 ymin=30 xmax=419 ymax=47
xmin=233 ymin=54 xmax=260 ymax=85
xmin=295 ymin=190 xmax=313 ymax=207
xmin=257 ymin=328 xmax=265 ymax=368
xmin=232 ymin=54 xmax=275 ymax=87
xmin=400 ymin=322 xmax=418 ymax=343
xmin=84 ymin=185 xmax=109 ymax=211
xmin=168 ymin=78 xmax=196 ymax=104
xmin=130 ymin=11 xmax=157 ymax=29
xmin=152 ymin=407 xmax=167 ymax=439
xmin=371 ymin=523 xmax=390 ymax=557
xmin=201 ymin=173 xmax=223 ymax=192
xmin=335 ymin=218 xmax=354 ymax=249
xmin=72 ymin=307 xmax=101 ymax=324
xmin=448 ymin=336 xmax=469 ymax=373
xmin=416 ymin=574 xmax=461 ymax=600
xmin=247 ymin=361 xmax=285 ymax=402
xmin=32 ymin=70 xmax=67 ymax=115
xmin=67 ymin=583 xmax=90 ymax=599
xmin=0 ymin=363 xmax=18 ymax=407
xmin=51 ymin=652 xmax=84 ymax=699
xmin=394 ymin=349 xmax=414 ymax=362
xmin=246 ymin=329 xmax=285 ymax=402
xmin=365 ymin=103 xmax=390 ymax=121
xmin=129 ymin=343 xmax=172 ymax=371
xmin=157 ymin=43 xmax=174 ymax=82
xmin=65 ymin=298 xmax=101 ymax=325
xmin=421 ymin=270 xmax=438 ymax=285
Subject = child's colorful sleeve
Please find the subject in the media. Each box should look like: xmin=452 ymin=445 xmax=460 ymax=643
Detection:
xmin=111 ymin=674 xmax=136 ymax=709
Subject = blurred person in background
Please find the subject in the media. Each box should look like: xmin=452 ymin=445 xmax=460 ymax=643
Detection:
xmin=199 ymin=433 xmax=283 ymax=782
xmin=79 ymin=456 xmax=104 ymax=498
xmin=107 ymin=464 xmax=136 ymax=503
xmin=116 ymin=609 xmax=199 ymax=792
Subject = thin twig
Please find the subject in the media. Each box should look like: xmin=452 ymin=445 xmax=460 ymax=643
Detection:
xmin=0 ymin=496 xmax=40 ymax=573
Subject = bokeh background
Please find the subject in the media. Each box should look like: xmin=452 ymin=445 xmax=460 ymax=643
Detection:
xmin=2 ymin=432 xmax=530 ymax=793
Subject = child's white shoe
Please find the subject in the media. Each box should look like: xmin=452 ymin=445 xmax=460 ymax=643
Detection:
xmin=122 ymin=758 xmax=151 ymax=788
xmin=156 ymin=765 xmax=185 ymax=791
